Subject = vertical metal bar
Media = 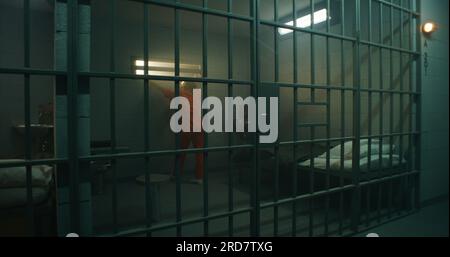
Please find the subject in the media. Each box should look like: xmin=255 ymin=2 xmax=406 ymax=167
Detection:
xmin=174 ymin=1 xmax=182 ymax=236
xmin=413 ymin=0 xmax=421 ymax=210
xmin=351 ymin=0 xmax=362 ymax=232
xmin=202 ymin=0 xmax=209 ymax=237
xmin=291 ymin=0 xmax=299 ymax=237
xmin=338 ymin=0 xmax=345 ymax=235
xmin=273 ymin=143 xmax=280 ymax=235
xmin=398 ymin=0 xmax=405 ymax=215
xmin=366 ymin=0 xmax=373 ymax=227
xmin=272 ymin=0 xmax=279 ymax=237
xmin=407 ymin=0 xmax=414 ymax=211
xmin=308 ymin=0 xmax=315 ymax=237
xmin=324 ymin=0 xmax=331 ymax=236
xmin=23 ymin=0 xmax=35 ymax=235
xmin=310 ymin=0 xmax=315 ymax=102
xmin=226 ymin=0 xmax=234 ymax=237
xmin=308 ymin=89 xmax=315 ymax=236
xmin=388 ymin=2 xmax=394 ymax=219
xmin=109 ymin=0 xmax=118 ymax=234
xmin=377 ymin=2 xmax=384 ymax=223
xmin=143 ymin=2 xmax=152 ymax=236
xmin=67 ymin=0 xmax=80 ymax=234
xmin=250 ymin=0 xmax=260 ymax=236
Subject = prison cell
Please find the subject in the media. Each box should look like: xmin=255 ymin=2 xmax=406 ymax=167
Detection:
xmin=0 ymin=0 xmax=421 ymax=237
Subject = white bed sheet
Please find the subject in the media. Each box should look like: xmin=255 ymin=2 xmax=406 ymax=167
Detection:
xmin=298 ymin=154 xmax=403 ymax=172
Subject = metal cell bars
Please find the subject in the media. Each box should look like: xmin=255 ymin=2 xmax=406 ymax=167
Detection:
xmin=364 ymin=0 xmax=422 ymax=226
xmin=0 ymin=0 xmax=422 ymax=237
xmin=76 ymin=0 xmax=257 ymax=237
xmin=257 ymin=0 xmax=421 ymax=236
xmin=0 ymin=0 xmax=74 ymax=236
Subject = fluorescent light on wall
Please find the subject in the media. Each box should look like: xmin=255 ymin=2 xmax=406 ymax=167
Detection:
xmin=135 ymin=69 xmax=201 ymax=77
xmin=278 ymin=8 xmax=329 ymax=35
xmin=135 ymin=60 xmax=201 ymax=70
xmin=134 ymin=59 xmax=201 ymax=77
xmin=135 ymin=60 xmax=145 ymax=67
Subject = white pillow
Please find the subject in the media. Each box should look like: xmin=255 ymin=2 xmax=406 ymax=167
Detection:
xmin=0 ymin=160 xmax=53 ymax=188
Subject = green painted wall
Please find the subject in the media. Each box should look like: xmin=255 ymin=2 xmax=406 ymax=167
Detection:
xmin=420 ymin=0 xmax=449 ymax=202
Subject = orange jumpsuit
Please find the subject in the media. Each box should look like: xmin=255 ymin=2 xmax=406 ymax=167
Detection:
xmin=161 ymin=87 xmax=204 ymax=180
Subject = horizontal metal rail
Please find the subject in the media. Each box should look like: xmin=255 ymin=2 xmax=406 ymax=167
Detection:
xmin=78 ymin=71 xmax=254 ymax=85
xmin=260 ymin=170 xmax=419 ymax=209
xmin=376 ymin=0 xmax=420 ymax=16
xmin=0 ymin=67 xmax=66 ymax=76
xmin=99 ymin=207 xmax=253 ymax=237
xmin=261 ymin=82 xmax=421 ymax=95
xmin=129 ymin=0 xmax=253 ymax=21
xmin=0 ymin=158 xmax=68 ymax=168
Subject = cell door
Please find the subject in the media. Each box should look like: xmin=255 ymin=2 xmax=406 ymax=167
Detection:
xmin=0 ymin=0 xmax=421 ymax=237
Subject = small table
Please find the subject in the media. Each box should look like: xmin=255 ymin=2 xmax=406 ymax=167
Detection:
xmin=136 ymin=174 xmax=171 ymax=221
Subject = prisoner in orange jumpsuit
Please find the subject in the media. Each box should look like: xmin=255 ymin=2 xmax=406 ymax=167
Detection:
xmin=157 ymin=82 xmax=204 ymax=184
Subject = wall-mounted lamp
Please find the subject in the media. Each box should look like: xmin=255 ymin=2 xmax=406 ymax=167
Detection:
xmin=133 ymin=59 xmax=202 ymax=78
xmin=422 ymin=21 xmax=438 ymax=35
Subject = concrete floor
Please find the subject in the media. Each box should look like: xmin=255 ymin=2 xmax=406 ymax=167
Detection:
xmin=354 ymin=199 xmax=449 ymax=237
xmin=91 ymin=171 xmax=448 ymax=237
xmin=91 ymin=170 xmax=351 ymax=236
